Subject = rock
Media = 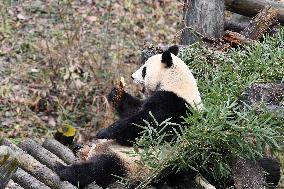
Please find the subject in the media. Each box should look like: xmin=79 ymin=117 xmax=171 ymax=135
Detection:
xmin=232 ymin=157 xmax=267 ymax=189
xmin=238 ymin=81 xmax=284 ymax=117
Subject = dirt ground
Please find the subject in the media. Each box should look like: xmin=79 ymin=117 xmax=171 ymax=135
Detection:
xmin=0 ymin=0 xmax=183 ymax=143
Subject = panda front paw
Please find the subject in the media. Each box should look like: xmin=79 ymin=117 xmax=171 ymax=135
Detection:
xmin=108 ymin=87 xmax=124 ymax=108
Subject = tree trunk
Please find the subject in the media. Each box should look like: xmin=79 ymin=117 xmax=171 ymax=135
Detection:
xmin=181 ymin=0 xmax=225 ymax=45
xmin=225 ymin=0 xmax=284 ymax=24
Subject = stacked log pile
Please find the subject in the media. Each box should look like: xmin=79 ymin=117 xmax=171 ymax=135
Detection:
xmin=0 ymin=138 xmax=102 ymax=189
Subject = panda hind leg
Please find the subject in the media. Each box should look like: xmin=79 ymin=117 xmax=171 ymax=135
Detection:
xmin=55 ymin=154 xmax=125 ymax=189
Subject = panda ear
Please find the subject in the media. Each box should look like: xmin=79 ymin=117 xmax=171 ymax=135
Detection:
xmin=167 ymin=45 xmax=179 ymax=56
xmin=161 ymin=50 xmax=173 ymax=68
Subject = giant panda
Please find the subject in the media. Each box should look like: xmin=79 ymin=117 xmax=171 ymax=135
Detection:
xmin=54 ymin=45 xmax=210 ymax=189
xmin=54 ymin=45 xmax=281 ymax=189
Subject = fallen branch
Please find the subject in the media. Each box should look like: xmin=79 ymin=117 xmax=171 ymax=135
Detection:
xmin=215 ymin=6 xmax=279 ymax=51
xmin=224 ymin=20 xmax=248 ymax=32
xmin=241 ymin=5 xmax=279 ymax=40
xmin=225 ymin=0 xmax=284 ymax=24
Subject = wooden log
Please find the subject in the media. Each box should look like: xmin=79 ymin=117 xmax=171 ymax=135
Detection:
xmin=42 ymin=139 xmax=77 ymax=165
xmin=224 ymin=20 xmax=248 ymax=32
xmin=213 ymin=6 xmax=278 ymax=51
xmin=1 ymin=139 xmax=74 ymax=189
xmin=11 ymin=168 xmax=50 ymax=189
xmin=18 ymin=139 xmax=66 ymax=170
xmin=225 ymin=0 xmax=284 ymax=24
xmin=5 ymin=180 xmax=24 ymax=189
xmin=241 ymin=6 xmax=279 ymax=40
xmin=0 ymin=146 xmax=19 ymax=189
xmin=181 ymin=0 xmax=225 ymax=45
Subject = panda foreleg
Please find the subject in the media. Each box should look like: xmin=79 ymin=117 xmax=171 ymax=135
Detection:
xmin=115 ymin=93 xmax=143 ymax=118
xmin=108 ymin=87 xmax=142 ymax=119
xmin=55 ymin=154 xmax=125 ymax=189
xmin=96 ymin=111 xmax=153 ymax=145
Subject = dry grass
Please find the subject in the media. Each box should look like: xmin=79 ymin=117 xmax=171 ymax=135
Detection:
xmin=1 ymin=2 xmax=283 ymax=187
xmin=0 ymin=0 xmax=183 ymax=143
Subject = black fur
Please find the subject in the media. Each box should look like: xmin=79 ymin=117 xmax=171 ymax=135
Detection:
xmin=116 ymin=92 xmax=143 ymax=119
xmin=142 ymin=67 xmax=147 ymax=79
xmin=161 ymin=51 xmax=173 ymax=68
xmin=56 ymin=91 xmax=190 ymax=188
xmin=97 ymin=91 xmax=189 ymax=145
xmin=167 ymin=45 xmax=179 ymax=56
xmin=55 ymin=154 xmax=125 ymax=189
xmin=258 ymin=157 xmax=281 ymax=187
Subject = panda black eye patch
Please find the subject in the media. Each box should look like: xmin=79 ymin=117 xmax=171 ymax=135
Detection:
xmin=142 ymin=67 xmax=146 ymax=78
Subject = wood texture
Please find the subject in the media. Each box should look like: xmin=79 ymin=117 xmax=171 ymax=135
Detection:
xmin=181 ymin=0 xmax=225 ymax=45
xmin=0 ymin=146 xmax=19 ymax=189
xmin=225 ymin=0 xmax=284 ymax=24
xmin=241 ymin=6 xmax=279 ymax=40
xmin=19 ymin=139 xmax=66 ymax=170
xmin=42 ymin=139 xmax=77 ymax=165
xmin=0 ymin=139 xmax=74 ymax=189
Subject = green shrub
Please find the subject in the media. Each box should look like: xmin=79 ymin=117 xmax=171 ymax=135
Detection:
xmin=134 ymin=28 xmax=284 ymax=188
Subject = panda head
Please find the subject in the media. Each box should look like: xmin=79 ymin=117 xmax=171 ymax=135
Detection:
xmin=132 ymin=45 xmax=203 ymax=110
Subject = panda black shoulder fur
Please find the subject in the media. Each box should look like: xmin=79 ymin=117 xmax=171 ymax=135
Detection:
xmin=55 ymin=46 xmax=204 ymax=188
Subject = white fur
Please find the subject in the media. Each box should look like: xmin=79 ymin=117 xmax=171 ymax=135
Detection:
xmin=132 ymin=53 xmax=203 ymax=110
xmin=195 ymin=175 xmax=216 ymax=189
